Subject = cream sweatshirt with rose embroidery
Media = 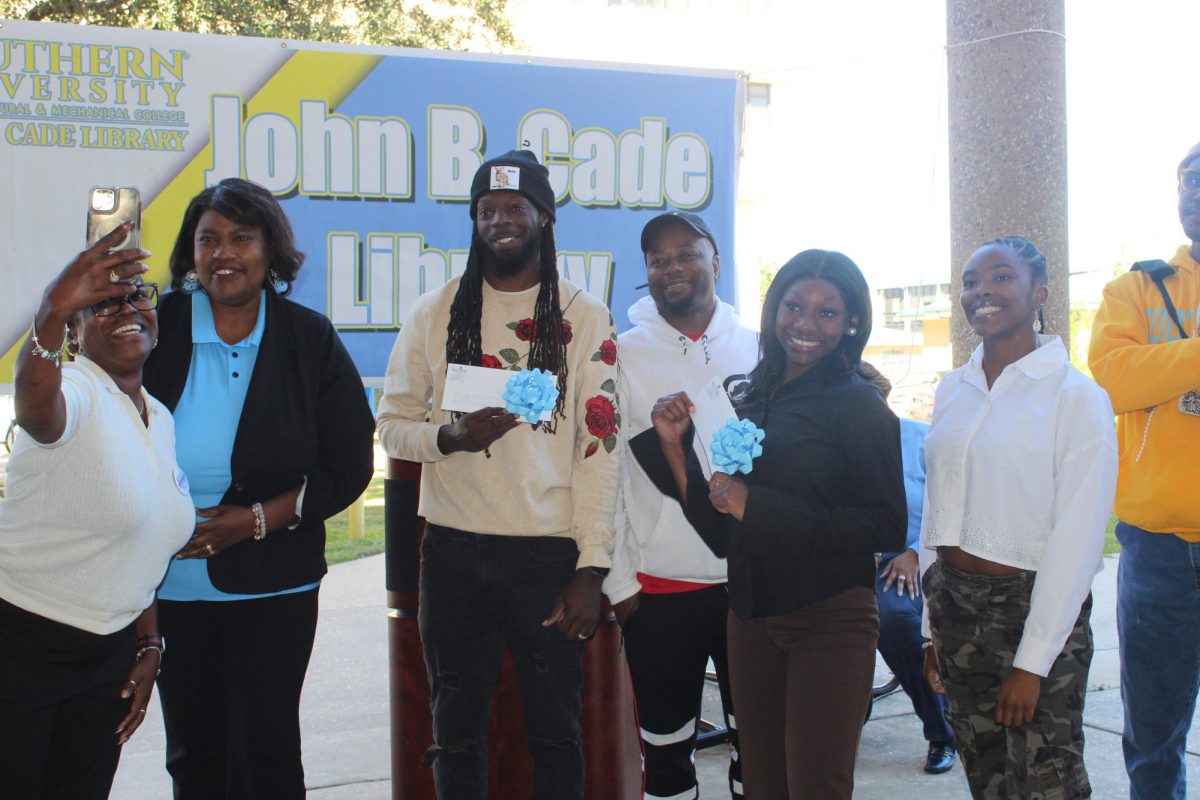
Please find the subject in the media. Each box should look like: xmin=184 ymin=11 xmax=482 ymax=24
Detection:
xmin=377 ymin=275 xmax=620 ymax=570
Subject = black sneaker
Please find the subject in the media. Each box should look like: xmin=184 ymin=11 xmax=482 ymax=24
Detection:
xmin=924 ymin=740 xmax=956 ymax=774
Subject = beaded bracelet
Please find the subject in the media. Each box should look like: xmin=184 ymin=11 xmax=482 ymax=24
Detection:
xmin=30 ymin=319 xmax=64 ymax=367
xmin=251 ymin=502 xmax=268 ymax=540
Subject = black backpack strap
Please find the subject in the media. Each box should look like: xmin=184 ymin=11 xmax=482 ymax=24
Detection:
xmin=1132 ymin=260 xmax=1188 ymax=339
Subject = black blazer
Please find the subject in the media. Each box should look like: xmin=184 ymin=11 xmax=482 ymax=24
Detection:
xmin=144 ymin=289 xmax=376 ymax=594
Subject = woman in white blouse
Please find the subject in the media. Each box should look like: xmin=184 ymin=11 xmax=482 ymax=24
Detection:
xmin=920 ymin=236 xmax=1117 ymax=799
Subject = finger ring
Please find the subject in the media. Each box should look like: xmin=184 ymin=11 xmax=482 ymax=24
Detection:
xmin=577 ymin=633 xmax=588 ymax=641
xmin=205 ymin=543 xmax=214 ymax=555
xmin=127 ymin=680 xmax=137 ymax=688
xmin=898 ymin=576 xmax=907 ymax=582
xmin=109 ymin=269 xmax=120 ymax=283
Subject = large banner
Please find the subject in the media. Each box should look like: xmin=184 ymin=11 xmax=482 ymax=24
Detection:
xmin=0 ymin=21 xmax=741 ymax=385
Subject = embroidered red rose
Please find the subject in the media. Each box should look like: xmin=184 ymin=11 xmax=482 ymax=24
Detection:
xmin=585 ymin=396 xmax=617 ymax=440
xmin=515 ymin=318 xmax=538 ymax=341
xmin=561 ymin=322 xmax=573 ymax=344
xmin=480 ymin=354 xmax=503 ymax=369
xmin=598 ymin=339 xmax=617 ymax=365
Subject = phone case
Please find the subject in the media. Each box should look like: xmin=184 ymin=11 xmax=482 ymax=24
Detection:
xmin=86 ymin=186 xmax=141 ymax=252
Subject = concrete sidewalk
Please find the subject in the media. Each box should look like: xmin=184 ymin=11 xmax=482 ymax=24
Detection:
xmin=110 ymin=554 xmax=393 ymax=799
xmin=109 ymin=554 xmax=1200 ymax=798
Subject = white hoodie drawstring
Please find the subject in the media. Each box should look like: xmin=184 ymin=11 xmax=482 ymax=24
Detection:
xmin=677 ymin=334 xmax=712 ymax=364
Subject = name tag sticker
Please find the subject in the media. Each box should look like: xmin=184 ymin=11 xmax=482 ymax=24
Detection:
xmin=174 ymin=467 xmax=190 ymax=496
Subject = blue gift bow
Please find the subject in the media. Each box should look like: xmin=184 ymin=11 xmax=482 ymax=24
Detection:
xmin=503 ymin=368 xmax=560 ymax=423
xmin=710 ymin=418 xmax=765 ymax=475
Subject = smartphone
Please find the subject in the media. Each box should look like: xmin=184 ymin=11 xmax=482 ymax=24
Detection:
xmin=86 ymin=186 xmax=141 ymax=253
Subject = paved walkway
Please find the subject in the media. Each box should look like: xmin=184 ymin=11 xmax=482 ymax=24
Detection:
xmin=105 ymin=552 xmax=1200 ymax=798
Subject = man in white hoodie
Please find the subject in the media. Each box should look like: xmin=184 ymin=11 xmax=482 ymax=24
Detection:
xmin=605 ymin=211 xmax=758 ymax=799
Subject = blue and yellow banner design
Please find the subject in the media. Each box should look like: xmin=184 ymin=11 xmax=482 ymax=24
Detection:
xmin=0 ymin=20 xmax=740 ymax=383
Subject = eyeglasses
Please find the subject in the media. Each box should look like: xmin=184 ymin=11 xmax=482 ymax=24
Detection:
xmin=91 ymin=283 xmax=158 ymax=317
xmin=1180 ymin=168 xmax=1200 ymax=193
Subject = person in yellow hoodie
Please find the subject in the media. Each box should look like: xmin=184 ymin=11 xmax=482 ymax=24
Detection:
xmin=1088 ymin=139 xmax=1200 ymax=800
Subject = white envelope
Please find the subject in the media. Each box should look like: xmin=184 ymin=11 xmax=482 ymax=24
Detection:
xmin=689 ymin=375 xmax=739 ymax=480
xmin=440 ymin=364 xmax=554 ymax=422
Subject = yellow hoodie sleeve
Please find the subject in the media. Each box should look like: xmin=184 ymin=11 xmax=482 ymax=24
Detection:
xmin=1088 ymin=268 xmax=1200 ymax=414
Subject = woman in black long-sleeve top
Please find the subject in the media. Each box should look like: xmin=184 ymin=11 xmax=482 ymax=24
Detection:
xmin=634 ymin=250 xmax=906 ymax=799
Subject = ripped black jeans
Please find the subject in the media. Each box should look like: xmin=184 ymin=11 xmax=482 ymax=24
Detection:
xmin=418 ymin=524 xmax=584 ymax=799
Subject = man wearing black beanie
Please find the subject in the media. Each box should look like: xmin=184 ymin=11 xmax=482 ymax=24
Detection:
xmin=377 ymin=150 xmax=620 ymax=798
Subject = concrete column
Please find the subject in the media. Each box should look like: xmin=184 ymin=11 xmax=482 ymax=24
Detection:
xmin=947 ymin=0 xmax=1067 ymax=366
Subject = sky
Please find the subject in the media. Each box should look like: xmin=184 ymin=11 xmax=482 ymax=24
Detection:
xmin=507 ymin=0 xmax=1200 ymax=317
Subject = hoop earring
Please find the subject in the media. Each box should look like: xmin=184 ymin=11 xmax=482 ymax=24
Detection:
xmin=269 ymin=269 xmax=288 ymax=294
xmin=181 ymin=270 xmax=201 ymax=294
xmin=66 ymin=332 xmax=80 ymax=357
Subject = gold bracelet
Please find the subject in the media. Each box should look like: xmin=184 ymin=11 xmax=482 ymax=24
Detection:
xmin=252 ymin=502 xmax=268 ymax=540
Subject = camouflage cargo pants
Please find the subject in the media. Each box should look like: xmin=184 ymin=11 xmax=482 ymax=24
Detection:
xmin=925 ymin=560 xmax=1093 ymax=799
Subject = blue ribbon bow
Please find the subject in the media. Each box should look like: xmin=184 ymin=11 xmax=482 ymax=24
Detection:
xmin=710 ymin=418 xmax=765 ymax=475
xmin=503 ymin=368 xmax=560 ymax=423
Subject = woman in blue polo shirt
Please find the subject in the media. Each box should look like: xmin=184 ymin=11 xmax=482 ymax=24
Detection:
xmin=143 ymin=178 xmax=375 ymax=799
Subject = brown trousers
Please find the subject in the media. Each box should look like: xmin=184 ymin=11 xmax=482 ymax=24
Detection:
xmin=726 ymin=587 xmax=878 ymax=800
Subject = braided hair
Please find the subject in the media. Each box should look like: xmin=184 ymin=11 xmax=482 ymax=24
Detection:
xmin=446 ymin=223 xmax=569 ymax=429
xmin=982 ymin=235 xmax=1048 ymax=333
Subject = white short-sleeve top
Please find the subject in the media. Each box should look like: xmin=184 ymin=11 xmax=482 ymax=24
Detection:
xmin=0 ymin=356 xmax=195 ymax=634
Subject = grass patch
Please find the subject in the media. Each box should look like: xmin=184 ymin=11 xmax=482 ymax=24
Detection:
xmin=324 ymin=463 xmax=388 ymax=566
xmin=1104 ymin=513 xmax=1120 ymax=556
xmin=325 ymin=503 xmax=386 ymax=565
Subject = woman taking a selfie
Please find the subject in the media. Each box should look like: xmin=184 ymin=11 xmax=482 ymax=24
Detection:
xmin=0 ymin=225 xmax=194 ymax=799
xmin=635 ymin=249 xmax=906 ymax=798
xmin=143 ymin=178 xmax=375 ymax=799
xmin=921 ymin=236 xmax=1117 ymax=798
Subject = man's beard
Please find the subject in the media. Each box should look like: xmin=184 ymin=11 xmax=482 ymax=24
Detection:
xmin=487 ymin=232 xmax=541 ymax=277
xmin=660 ymin=292 xmax=698 ymax=317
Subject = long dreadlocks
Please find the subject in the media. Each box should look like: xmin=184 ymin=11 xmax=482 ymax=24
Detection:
xmin=446 ymin=223 xmax=570 ymax=430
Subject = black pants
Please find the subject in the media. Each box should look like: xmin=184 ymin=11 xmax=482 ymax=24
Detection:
xmin=419 ymin=524 xmax=584 ymax=800
xmin=622 ymin=585 xmax=743 ymax=798
xmin=156 ymin=589 xmax=319 ymax=800
xmin=0 ymin=596 xmax=136 ymax=800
